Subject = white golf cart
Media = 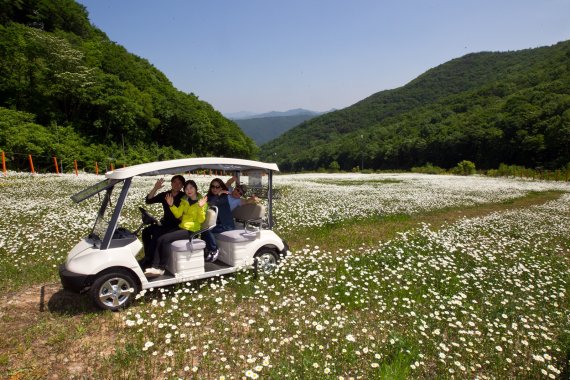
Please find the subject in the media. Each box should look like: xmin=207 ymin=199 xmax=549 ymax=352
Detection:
xmin=59 ymin=157 xmax=288 ymax=311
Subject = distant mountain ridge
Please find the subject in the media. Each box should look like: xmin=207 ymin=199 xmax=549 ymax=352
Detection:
xmin=231 ymin=108 xmax=332 ymax=145
xmin=226 ymin=108 xmax=324 ymax=120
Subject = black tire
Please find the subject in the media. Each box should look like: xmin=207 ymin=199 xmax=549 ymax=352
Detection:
xmin=254 ymin=248 xmax=279 ymax=276
xmin=90 ymin=271 xmax=139 ymax=311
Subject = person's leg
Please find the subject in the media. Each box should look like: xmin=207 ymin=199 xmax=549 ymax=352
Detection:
xmin=203 ymin=225 xmax=224 ymax=261
xmin=140 ymin=225 xmax=155 ymax=266
xmin=142 ymin=225 xmax=175 ymax=268
xmin=202 ymin=230 xmax=218 ymax=252
xmin=151 ymin=231 xmax=169 ymax=268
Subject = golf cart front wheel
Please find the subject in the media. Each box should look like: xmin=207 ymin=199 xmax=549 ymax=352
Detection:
xmin=254 ymin=248 xmax=278 ymax=276
xmin=90 ymin=271 xmax=139 ymax=311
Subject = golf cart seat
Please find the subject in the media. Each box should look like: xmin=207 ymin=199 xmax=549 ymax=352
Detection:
xmin=232 ymin=203 xmax=266 ymax=229
xmin=167 ymin=206 xmax=218 ymax=277
xmin=217 ymin=203 xmax=266 ymax=243
xmin=215 ymin=203 xmax=266 ymax=266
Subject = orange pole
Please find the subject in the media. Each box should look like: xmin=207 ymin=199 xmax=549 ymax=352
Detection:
xmin=74 ymin=160 xmax=78 ymax=176
xmin=28 ymin=154 xmax=35 ymax=175
xmin=95 ymin=161 xmax=99 ymax=175
xmin=1 ymin=151 xmax=6 ymax=176
xmin=111 ymin=163 xmax=114 ymax=171
xmin=53 ymin=157 xmax=60 ymax=174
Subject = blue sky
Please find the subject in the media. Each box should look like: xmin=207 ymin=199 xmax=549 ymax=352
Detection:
xmin=76 ymin=0 xmax=570 ymax=115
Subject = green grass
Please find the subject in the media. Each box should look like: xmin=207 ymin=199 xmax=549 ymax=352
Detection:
xmin=279 ymin=191 xmax=565 ymax=253
xmin=1 ymin=189 xmax=568 ymax=379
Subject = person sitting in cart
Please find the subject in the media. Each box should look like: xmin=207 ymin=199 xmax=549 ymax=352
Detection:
xmin=144 ymin=180 xmax=208 ymax=277
xmin=202 ymin=178 xmax=235 ymax=262
xmin=224 ymin=176 xmax=259 ymax=211
xmin=139 ymin=175 xmax=185 ymax=269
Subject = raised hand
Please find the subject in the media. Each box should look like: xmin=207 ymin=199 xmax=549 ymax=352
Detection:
xmin=199 ymin=196 xmax=208 ymax=207
xmin=154 ymin=178 xmax=165 ymax=190
xmin=165 ymin=192 xmax=173 ymax=206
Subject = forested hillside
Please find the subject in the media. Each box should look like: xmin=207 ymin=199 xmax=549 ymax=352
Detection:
xmin=261 ymin=41 xmax=570 ymax=172
xmin=0 ymin=0 xmax=257 ymax=172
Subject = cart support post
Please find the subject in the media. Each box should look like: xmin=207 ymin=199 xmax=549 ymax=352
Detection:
xmin=267 ymin=171 xmax=274 ymax=229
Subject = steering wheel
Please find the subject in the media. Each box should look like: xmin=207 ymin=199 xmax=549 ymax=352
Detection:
xmin=133 ymin=207 xmax=161 ymax=235
xmin=139 ymin=207 xmax=160 ymax=226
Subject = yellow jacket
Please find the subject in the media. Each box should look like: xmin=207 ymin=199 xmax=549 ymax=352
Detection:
xmin=169 ymin=196 xmax=206 ymax=232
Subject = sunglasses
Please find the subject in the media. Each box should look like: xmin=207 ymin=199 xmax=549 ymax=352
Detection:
xmin=210 ymin=184 xmax=221 ymax=189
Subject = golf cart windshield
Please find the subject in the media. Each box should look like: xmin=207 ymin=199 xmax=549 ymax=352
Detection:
xmin=70 ymin=179 xmax=120 ymax=203
xmin=70 ymin=178 xmax=129 ymax=248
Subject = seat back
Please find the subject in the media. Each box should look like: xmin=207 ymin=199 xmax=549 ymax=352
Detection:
xmin=232 ymin=203 xmax=265 ymax=222
xmin=202 ymin=206 xmax=218 ymax=231
xmin=232 ymin=203 xmax=266 ymax=231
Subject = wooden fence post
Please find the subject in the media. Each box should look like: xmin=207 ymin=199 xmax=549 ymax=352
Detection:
xmin=53 ymin=157 xmax=60 ymax=174
xmin=95 ymin=161 xmax=99 ymax=175
xmin=1 ymin=151 xmax=6 ymax=177
xmin=28 ymin=154 xmax=35 ymax=175
xmin=74 ymin=160 xmax=78 ymax=176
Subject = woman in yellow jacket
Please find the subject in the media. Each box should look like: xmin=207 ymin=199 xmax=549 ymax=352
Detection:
xmin=144 ymin=180 xmax=208 ymax=277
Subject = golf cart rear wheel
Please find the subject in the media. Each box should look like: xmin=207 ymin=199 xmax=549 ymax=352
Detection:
xmin=254 ymin=248 xmax=278 ymax=276
xmin=90 ymin=271 xmax=139 ymax=311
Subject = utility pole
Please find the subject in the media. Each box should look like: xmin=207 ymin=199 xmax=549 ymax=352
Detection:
xmin=360 ymin=134 xmax=364 ymax=171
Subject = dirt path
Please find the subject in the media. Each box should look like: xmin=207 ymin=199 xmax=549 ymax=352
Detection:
xmin=0 ymin=284 xmax=116 ymax=379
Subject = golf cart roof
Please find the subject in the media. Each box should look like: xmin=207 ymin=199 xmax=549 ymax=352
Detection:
xmin=105 ymin=157 xmax=279 ymax=180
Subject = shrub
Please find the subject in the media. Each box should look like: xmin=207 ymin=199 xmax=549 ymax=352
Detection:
xmin=329 ymin=161 xmax=340 ymax=172
xmin=411 ymin=163 xmax=446 ymax=175
xmin=453 ymin=160 xmax=476 ymax=175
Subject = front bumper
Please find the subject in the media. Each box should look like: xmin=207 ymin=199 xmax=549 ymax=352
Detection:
xmin=59 ymin=264 xmax=92 ymax=293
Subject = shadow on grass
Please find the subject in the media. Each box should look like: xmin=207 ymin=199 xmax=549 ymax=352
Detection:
xmin=44 ymin=286 xmax=100 ymax=315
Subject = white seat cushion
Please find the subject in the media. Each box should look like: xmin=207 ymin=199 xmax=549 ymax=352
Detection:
xmin=167 ymin=239 xmax=206 ymax=276
xmin=171 ymin=239 xmax=206 ymax=252
xmin=216 ymin=230 xmax=258 ymax=243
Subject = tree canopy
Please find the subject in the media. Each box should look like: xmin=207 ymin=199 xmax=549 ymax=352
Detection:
xmin=0 ymin=0 xmax=257 ymax=172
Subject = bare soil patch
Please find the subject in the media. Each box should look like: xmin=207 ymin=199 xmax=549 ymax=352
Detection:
xmin=0 ymin=284 xmax=119 ymax=379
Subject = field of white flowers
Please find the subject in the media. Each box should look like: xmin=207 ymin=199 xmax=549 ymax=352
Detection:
xmin=0 ymin=171 xmax=569 ymax=379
